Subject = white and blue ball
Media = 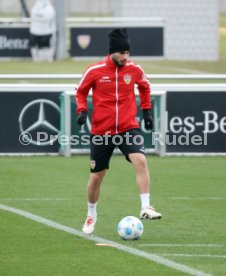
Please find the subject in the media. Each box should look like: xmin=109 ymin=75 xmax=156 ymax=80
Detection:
xmin=117 ymin=216 xmax=144 ymax=240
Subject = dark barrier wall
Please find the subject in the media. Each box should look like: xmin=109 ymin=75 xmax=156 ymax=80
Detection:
xmin=67 ymin=96 xmax=158 ymax=152
xmin=0 ymin=26 xmax=163 ymax=58
xmin=0 ymin=28 xmax=30 ymax=57
xmin=70 ymin=27 xmax=164 ymax=57
xmin=1 ymin=91 xmax=226 ymax=154
xmin=0 ymin=92 xmax=60 ymax=153
xmin=166 ymin=92 xmax=226 ymax=153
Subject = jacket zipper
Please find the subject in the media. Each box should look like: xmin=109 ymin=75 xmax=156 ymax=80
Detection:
xmin=115 ymin=67 xmax=119 ymax=133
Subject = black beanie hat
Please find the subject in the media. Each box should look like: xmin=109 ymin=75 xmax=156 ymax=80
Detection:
xmin=108 ymin=28 xmax=130 ymax=54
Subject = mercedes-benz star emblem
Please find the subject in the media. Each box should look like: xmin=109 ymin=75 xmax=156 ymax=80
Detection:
xmin=18 ymin=99 xmax=60 ymax=146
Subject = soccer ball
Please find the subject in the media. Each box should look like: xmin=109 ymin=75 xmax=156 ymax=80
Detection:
xmin=117 ymin=216 xmax=144 ymax=240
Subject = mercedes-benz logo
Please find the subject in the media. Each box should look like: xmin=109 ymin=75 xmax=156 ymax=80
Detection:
xmin=18 ymin=99 xmax=60 ymax=146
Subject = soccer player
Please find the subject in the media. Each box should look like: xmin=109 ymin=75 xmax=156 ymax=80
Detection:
xmin=75 ymin=28 xmax=162 ymax=235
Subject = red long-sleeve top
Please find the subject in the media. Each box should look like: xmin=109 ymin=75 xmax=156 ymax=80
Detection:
xmin=75 ymin=55 xmax=151 ymax=135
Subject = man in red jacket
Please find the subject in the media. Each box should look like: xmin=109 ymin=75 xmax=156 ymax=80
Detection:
xmin=76 ymin=28 xmax=162 ymax=235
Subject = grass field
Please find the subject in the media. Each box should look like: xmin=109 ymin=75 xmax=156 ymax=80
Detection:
xmin=0 ymin=13 xmax=226 ymax=276
xmin=0 ymin=156 xmax=226 ymax=276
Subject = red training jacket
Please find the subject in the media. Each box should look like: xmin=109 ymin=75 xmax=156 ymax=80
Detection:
xmin=75 ymin=55 xmax=151 ymax=135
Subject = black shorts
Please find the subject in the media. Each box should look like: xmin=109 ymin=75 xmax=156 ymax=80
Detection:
xmin=90 ymin=128 xmax=145 ymax=173
xmin=30 ymin=34 xmax=52 ymax=48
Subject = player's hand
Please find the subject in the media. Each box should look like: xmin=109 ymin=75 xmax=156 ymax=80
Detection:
xmin=142 ymin=109 xmax=154 ymax=130
xmin=77 ymin=111 xmax=87 ymax=125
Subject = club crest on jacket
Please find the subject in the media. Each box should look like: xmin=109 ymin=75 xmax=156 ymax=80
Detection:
xmin=123 ymin=74 xmax=131 ymax=85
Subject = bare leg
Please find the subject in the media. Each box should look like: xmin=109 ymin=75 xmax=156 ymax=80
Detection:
xmin=82 ymin=169 xmax=106 ymax=234
xmin=128 ymin=153 xmax=150 ymax=194
xmin=129 ymin=153 xmax=162 ymax=219
xmin=87 ymin=169 xmax=107 ymax=203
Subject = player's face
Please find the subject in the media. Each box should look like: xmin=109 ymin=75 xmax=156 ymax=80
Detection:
xmin=110 ymin=51 xmax=130 ymax=67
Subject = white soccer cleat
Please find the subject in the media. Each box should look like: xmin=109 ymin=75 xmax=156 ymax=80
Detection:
xmin=140 ymin=206 xmax=162 ymax=220
xmin=82 ymin=216 xmax=97 ymax=235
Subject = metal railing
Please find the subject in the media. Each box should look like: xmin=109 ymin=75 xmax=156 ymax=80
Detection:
xmin=0 ymin=17 xmax=164 ymax=24
xmin=0 ymin=74 xmax=226 ymax=80
xmin=1 ymin=83 xmax=226 ymax=93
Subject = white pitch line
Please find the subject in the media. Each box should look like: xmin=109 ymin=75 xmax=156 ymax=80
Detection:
xmin=139 ymin=244 xmax=225 ymax=247
xmin=0 ymin=204 xmax=213 ymax=276
xmin=171 ymin=197 xmax=226 ymax=200
xmin=157 ymin=254 xmax=226 ymax=259
xmin=0 ymin=198 xmax=70 ymax=201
